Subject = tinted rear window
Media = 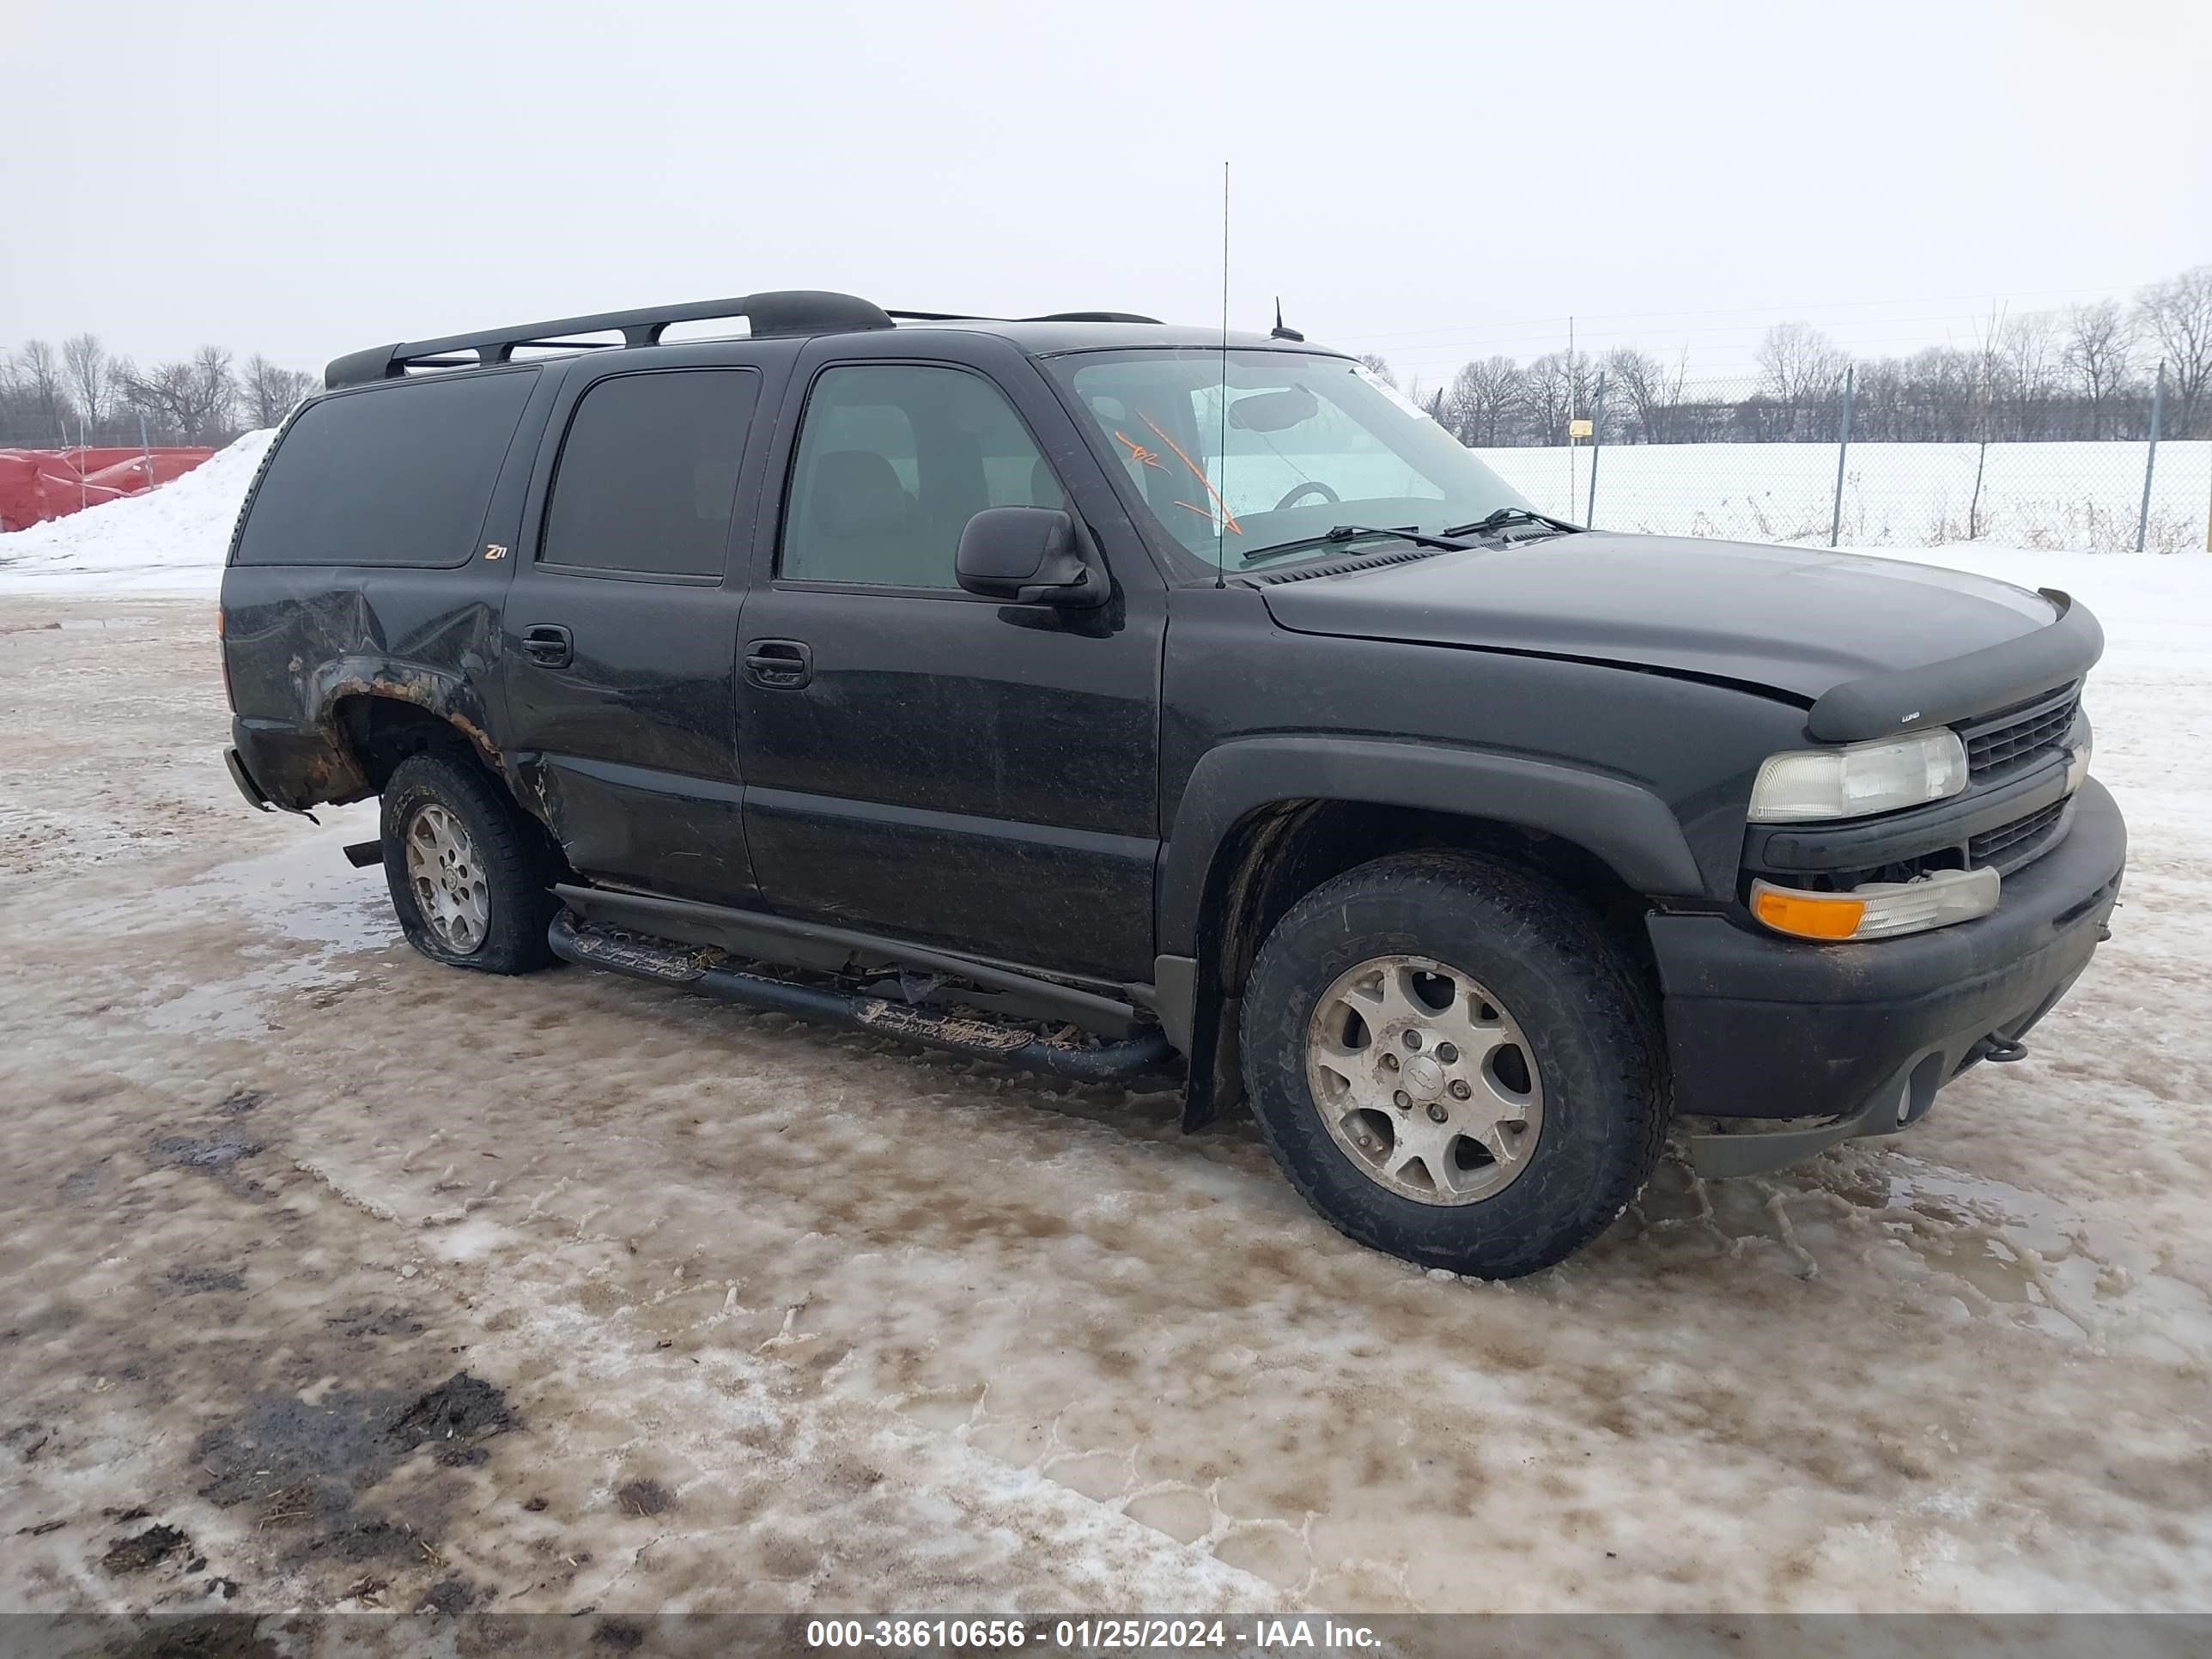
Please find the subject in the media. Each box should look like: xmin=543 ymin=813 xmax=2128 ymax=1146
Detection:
xmin=539 ymin=368 xmax=760 ymax=579
xmin=234 ymin=369 xmax=536 ymax=567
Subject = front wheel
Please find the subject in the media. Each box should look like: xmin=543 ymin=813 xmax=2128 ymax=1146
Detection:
xmin=380 ymin=752 xmax=558 ymax=975
xmin=1240 ymin=852 xmax=1668 ymax=1278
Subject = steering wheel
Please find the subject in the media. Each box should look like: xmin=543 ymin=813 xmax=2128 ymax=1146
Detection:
xmin=1274 ymin=481 xmax=1340 ymax=511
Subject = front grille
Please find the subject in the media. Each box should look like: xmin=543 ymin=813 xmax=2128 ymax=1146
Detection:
xmin=1969 ymin=798 xmax=2066 ymax=866
xmin=1958 ymin=685 xmax=2077 ymax=777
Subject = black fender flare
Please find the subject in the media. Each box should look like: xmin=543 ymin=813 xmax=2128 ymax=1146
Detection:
xmin=1158 ymin=736 xmax=1706 ymax=961
xmin=1154 ymin=737 xmax=1705 ymax=1129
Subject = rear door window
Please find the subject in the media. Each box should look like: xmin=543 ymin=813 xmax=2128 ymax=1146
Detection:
xmin=539 ymin=368 xmax=760 ymax=580
xmin=234 ymin=369 xmax=537 ymax=567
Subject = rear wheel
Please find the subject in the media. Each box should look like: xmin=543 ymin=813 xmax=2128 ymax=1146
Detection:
xmin=380 ymin=752 xmax=558 ymax=975
xmin=1240 ymin=851 xmax=1667 ymax=1278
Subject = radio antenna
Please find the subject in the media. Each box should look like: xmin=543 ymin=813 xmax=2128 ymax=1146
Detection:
xmin=1216 ymin=160 xmax=1230 ymax=588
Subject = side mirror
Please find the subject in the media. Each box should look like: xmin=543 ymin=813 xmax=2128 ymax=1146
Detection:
xmin=955 ymin=507 xmax=1105 ymax=607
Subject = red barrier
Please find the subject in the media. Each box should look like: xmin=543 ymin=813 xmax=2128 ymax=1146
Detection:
xmin=81 ymin=451 xmax=212 ymax=492
xmin=0 ymin=446 xmax=215 ymax=532
xmin=0 ymin=453 xmax=46 ymax=533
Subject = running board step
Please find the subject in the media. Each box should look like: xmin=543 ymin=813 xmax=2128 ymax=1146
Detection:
xmin=547 ymin=912 xmax=1176 ymax=1085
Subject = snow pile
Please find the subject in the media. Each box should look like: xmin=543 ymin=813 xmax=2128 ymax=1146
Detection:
xmin=0 ymin=428 xmax=274 ymax=593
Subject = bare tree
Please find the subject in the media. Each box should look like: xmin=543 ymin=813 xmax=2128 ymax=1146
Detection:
xmin=1754 ymin=322 xmax=1846 ymax=436
xmin=1601 ymin=346 xmax=1685 ymax=443
xmin=192 ymin=345 xmax=237 ymax=437
xmin=1443 ymin=356 xmax=1522 ymax=447
xmin=1356 ymin=353 xmax=1398 ymax=387
xmin=2136 ymin=266 xmax=2212 ymax=437
xmin=62 ymin=333 xmax=118 ymax=434
xmin=2063 ymin=301 xmax=2135 ymax=439
xmin=241 ymin=355 xmax=319 ymax=429
xmin=11 ymin=339 xmax=75 ymax=442
xmin=123 ymin=346 xmax=240 ymax=444
xmin=1998 ymin=313 xmax=2060 ymax=440
xmin=1520 ymin=351 xmax=1586 ymax=442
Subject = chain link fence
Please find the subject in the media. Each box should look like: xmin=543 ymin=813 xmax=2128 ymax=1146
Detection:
xmin=1465 ymin=372 xmax=2211 ymax=554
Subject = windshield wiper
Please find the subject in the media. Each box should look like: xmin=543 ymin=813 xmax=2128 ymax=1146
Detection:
xmin=1439 ymin=506 xmax=1583 ymax=538
xmin=1236 ymin=525 xmax=1472 ymax=568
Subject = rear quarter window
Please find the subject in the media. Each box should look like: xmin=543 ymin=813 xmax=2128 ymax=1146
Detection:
xmin=234 ymin=368 xmax=537 ymax=567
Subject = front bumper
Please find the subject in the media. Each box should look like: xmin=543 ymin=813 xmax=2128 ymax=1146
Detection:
xmin=1646 ymin=777 xmax=2125 ymax=1174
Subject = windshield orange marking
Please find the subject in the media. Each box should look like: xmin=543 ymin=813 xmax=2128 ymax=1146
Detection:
xmin=1112 ymin=430 xmax=1165 ymax=471
xmin=1140 ymin=414 xmax=1242 ymax=535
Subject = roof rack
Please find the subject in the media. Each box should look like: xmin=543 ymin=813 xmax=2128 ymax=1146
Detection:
xmin=1027 ymin=311 xmax=1163 ymax=324
xmin=325 ymin=289 xmax=896 ymax=389
xmin=884 ymin=309 xmax=1166 ymax=325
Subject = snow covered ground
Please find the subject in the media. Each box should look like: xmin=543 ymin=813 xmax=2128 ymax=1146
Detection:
xmin=0 ymin=436 xmax=2208 ymax=1619
xmin=1480 ymin=440 xmax=2212 ymax=554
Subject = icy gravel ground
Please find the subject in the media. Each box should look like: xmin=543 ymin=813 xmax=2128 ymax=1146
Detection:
xmin=0 ymin=552 xmax=2206 ymax=1616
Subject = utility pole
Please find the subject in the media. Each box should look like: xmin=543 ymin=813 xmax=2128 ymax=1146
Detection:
xmin=1565 ymin=316 xmax=1577 ymax=517
xmin=1828 ymin=365 xmax=1856 ymax=549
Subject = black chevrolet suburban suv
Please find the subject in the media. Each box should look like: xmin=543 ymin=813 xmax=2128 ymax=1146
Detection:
xmin=219 ymin=289 xmax=2124 ymax=1277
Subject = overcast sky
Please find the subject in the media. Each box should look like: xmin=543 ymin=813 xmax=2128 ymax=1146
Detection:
xmin=4 ymin=0 xmax=2206 ymax=390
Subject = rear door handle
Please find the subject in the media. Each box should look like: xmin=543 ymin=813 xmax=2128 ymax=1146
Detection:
xmin=744 ymin=638 xmax=812 ymax=689
xmin=520 ymin=624 xmax=573 ymax=668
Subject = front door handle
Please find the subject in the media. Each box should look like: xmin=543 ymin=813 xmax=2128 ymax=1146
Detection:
xmin=744 ymin=638 xmax=812 ymax=689
xmin=520 ymin=624 xmax=573 ymax=668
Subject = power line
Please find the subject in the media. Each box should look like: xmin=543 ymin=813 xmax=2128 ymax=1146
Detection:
xmin=1326 ymin=278 xmax=2162 ymax=348
xmin=1352 ymin=312 xmax=2125 ymax=359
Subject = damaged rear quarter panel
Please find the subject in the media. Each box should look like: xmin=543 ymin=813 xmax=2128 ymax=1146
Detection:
xmin=221 ymin=564 xmax=520 ymax=811
xmin=218 ymin=363 xmax=557 ymax=813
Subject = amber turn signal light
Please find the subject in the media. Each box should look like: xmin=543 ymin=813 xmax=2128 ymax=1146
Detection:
xmin=1751 ymin=868 xmax=2001 ymax=943
xmin=1751 ymin=886 xmax=1867 ymax=939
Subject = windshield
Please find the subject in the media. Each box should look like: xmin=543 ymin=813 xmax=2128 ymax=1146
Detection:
xmin=1046 ymin=348 xmax=1533 ymax=570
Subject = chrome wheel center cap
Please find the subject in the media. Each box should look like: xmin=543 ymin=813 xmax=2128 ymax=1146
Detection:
xmin=1400 ymin=1053 xmax=1446 ymax=1101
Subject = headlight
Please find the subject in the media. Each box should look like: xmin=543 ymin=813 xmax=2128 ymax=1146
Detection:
xmin=1748 ymin=728 xmax=1968 ymax=823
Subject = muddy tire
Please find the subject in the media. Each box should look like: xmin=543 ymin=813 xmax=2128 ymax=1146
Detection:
xmin=380 ymin=753 xmax=558 ymax=975
xmin=1240 ymin=851 xmax=1668 ymax=1279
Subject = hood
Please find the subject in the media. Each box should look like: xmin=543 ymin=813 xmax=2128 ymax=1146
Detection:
xmin=1253 ymin=533 xmax=2059 ymax=702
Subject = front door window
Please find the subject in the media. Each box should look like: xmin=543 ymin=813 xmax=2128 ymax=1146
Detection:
xmin=781 ymin=364 xmax=1065 ymax=589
